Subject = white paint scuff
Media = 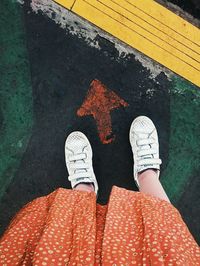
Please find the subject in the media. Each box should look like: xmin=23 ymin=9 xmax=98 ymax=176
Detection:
xmin=20 ymin=0 xmax=171 ymax=79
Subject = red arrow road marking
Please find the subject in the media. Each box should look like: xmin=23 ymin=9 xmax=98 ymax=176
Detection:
xmin=77 ymin=79 xmax=129 ymax=144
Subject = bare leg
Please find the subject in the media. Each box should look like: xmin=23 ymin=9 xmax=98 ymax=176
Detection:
xmin=138 ymin=169 xmax=170 ymax=203
xmin=73 ymin=182 xmax=95 ymax=192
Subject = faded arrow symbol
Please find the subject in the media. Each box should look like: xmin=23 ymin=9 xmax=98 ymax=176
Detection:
xmin=77 ymin=79 xmax=129 ymax=144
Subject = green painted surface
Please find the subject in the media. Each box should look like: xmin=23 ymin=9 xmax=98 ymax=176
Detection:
xmin=0 ymin=0 xmax=33 ymax=200
xmin=162 ymin=76 xmax=200 ymax=203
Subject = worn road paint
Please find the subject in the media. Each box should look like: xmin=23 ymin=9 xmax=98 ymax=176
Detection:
xmin=162 ymin=76 xmax=200 ymax=202
xmin=53 ymin=0 xmax=76 ymax=9
xmin=31 ymin=0 xmax=169 ymax=80
xmin=77 ymin=79 xmax=129 ymax=144
xmin=53 ymin=0 xmax=200 ymax=87
xmin=0 ymin=0 xmax=33 ymax=200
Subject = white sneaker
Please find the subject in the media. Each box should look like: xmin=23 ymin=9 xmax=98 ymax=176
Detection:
xmin=129 ymin=116 xmax=162 ymax=187
xmin=65 ymin=131 xmax=98 ymax=195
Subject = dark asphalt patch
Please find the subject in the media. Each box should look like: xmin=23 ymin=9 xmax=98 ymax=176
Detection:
xmin=0 ymin=3 xmax=170 ymax=234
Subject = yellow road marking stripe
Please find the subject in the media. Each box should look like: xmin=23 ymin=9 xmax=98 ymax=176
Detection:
xmin=135 ymin=0 xmax=200 ymax=45
xmin=84 ymin=0 xmax=200 ymax=70
xmin=53 ymin=0 xmax=76 ymax=9
xmin=102 ymin=0 xmax=200 ymax=60
xmin=53 ymin=0 xmax=200 ymax=86
xmin=124 ymin=0 xmax=200 ymax=52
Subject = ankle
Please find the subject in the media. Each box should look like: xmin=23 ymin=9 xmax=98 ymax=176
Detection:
xmin=73 ymin=182 xmax=95 ymax=192
xmin=138 ymin=169 xmax=159 ymax=182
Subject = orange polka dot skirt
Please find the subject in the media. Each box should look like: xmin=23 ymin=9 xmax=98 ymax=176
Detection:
xmin=0 ymin=186 xmax=199 ymax=265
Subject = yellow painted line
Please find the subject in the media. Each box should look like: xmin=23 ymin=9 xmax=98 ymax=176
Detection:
xmin=54 ymin=0 xmax=76 ymax=9
xmin=53 ymin=0 xmax=200 ymax=87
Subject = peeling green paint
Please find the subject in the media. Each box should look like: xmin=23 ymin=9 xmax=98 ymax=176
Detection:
xmin=162 ymin=76 xmax=200 ymax=203
xmin=0 ymin=0 xmax=33 ymax=199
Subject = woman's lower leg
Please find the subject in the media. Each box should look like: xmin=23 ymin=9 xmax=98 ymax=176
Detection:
xmin=138 ymin=169 xmax=170 ymax=203
xmin=73 ymin=182 xmax=95 ymax=192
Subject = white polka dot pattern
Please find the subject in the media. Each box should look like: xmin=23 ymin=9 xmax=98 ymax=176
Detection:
xmin=0 ymin=186 xmax=199 ymax=265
